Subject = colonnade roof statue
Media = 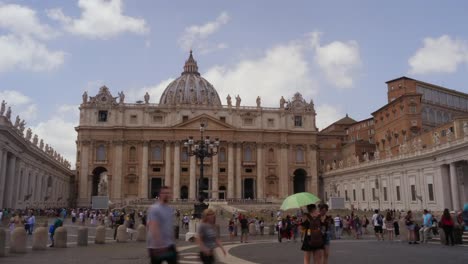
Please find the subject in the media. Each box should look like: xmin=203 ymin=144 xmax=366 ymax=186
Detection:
xmin=0 ymin=100 xmax=72 ymax=169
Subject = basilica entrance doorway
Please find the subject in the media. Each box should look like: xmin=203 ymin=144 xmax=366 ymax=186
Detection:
xmin=219 ymin=186 xmax=226 ymax=199
xmin=180 ymin=186 xmax=188 ymax=199
xmin=243 ymin=178 xmax=255 ymax=199
xmin=293 ymin=168 xmax=307 ymax=194
xmin=150 ymin=178 xmax=162 ymax=199
xmin=91 ymin=167 xmax=107 ymax=196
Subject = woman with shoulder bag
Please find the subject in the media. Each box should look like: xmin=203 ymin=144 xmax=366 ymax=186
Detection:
xmin=197 ymin=208 xmax=226 ymax=264
xmin=301 ymin=204 xmax=323 ymax=264
xmin=440 ymin=208 xmax=455 ymax=246
xmin=405 ymin=210 xmax=417 ymax=244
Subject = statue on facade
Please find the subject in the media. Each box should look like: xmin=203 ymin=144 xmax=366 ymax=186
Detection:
xmin=98 ymin=172 xmax=109 ymax=196
xmin=432 ymin=132 xmax=440 ymax=145
xmin=118 ymin=91 xmax=125 ymax=104
xmin=33 ymin=134 xmax=38 ymax=145
xmin=417 ymin=138 xmax=422 ymax=150
xmin=26 ymin=128 xmax=32 ymax=140
xmin=82 ymin=91 xmax=88 ymax=104
xmin=374 ymin=150 xmax=380 ymax=160
xmin=332 ymin=161 xmax=337 ymax=170
xmin=280 ymin=96 xmax=286 ymax=109
xmin=385 ymin=147 xmax=392 ymax=158
xmin=235 ymin=95 xmax=241 ymax=108
xmin=363 ymin=152 xmax=369 ymax=162
xmin=226 ymin=94 xmax=232 ymax=107
xmin=0 ymin=100 xmax=5 ymax=116
xmin=14 ymin=115 xmax=20 ymax=128
xmin=39 ymin=139 xmax=44 ymax=150
xmin=144 ymin=92 xmax=150 ymax=104
xmin=446 ymin=129 xmax=454 ymax=142
xmin=19 ymin=120 xmax=26 ymax=134
xmin=256 ymin=96 xmax=261 ymax=107
xmin=338 ymin=160 xmax=343 ymax=168
xmin=326 ymin=164 xmax=331 ymax=171
xmin=5 ymin=106 xmax=11 ymax=120
xmin=355 ymin=155 xmax=360 ymax=165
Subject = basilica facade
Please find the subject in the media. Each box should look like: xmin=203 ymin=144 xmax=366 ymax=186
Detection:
xmin=76 ymin=52 xmax=319 ymax=207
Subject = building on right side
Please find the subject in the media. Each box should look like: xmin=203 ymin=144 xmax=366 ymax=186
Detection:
xmin=319 ymin=76 xmax=468 ymax=212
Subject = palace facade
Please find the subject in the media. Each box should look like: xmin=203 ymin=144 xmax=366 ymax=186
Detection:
xmin=76 ymin=52 xmax=319 ymax=207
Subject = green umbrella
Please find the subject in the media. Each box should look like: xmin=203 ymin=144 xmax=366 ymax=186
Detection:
xmin=280 ymin=192 xmax=321 ymax=211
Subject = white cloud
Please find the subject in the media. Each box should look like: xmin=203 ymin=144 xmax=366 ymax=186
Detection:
xmin=178 ymin=11 xmax=230 ymax=53
xmin=30 ymin=104 xmax=79 ymax=169
xmin=315 ymin=104 xmax=344 ymax=130
xmin=0 ymin=35 xmax=65 ymax=73
xmin=0 ymin=3 xmax=58 ymax=40
xmin=311 ymin=32 xmax=362 ymax=89
xmin=125 ymin=78 xmax=175 ymax=104
xmin=0 ymin=90 xmax=38 ymax=121
xmin=408 ymin=35 xmax=468 ymax=75
xmin=47 ymin=0 xmax=149 ymax=39
xmin=203 ymin=42 xmax=318 ymax=107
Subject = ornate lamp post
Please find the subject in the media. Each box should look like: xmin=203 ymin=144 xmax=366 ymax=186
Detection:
xmin=184 ymin=122 xmax=219 ymax=217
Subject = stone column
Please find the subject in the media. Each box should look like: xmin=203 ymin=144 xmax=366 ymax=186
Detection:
xmin=79 ymin=143 xmax=90 ymax=207
xmin=279 ymin=144 xmax=289 ymax=198
xmin=227 ymin=143 xmax=234 ymax=199
xmin=212 ymin=154 xmax=219 ymax=199
xmin=36 ymin=173 xmax=43 ymax=202
xmin=164 ymin=142 xmax=172 ymax=187
xmin=308 ymin=145 xmax=319 ymax=195
xmin=112 ymin=142 xmax=123 ymax=203
xmin=256 ymin=144 xmax=264 ymax=199
xmin=173 ymin=142 xmax=181 ymax=199
xmin=236 ymin=143 xmax=242 ymax=199
xmin=0 ymin=149 xmax=7 ymax=208
xmin=4 ymin=154 xmax=16 ymax=208
xmin=189 ymin=155 xmax=196 ymax=200
xmin=140 ymin=141 xmax=149 ymax=199
xmin=449 ymin=162 xmax=460 ymax=210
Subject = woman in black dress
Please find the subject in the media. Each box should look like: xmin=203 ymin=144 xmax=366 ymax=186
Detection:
xmin=301 ymin=204 xmax=323 ymax=264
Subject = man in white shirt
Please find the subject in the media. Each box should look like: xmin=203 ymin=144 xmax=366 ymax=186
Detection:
xmin=334 ymin=215 xmax=342 ymax=239
xmin=371 ymin=209 xmax=384 ymax=241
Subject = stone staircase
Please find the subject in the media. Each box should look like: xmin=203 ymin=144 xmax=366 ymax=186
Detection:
xmin=430 ymin=228 xmax=468 ymax=245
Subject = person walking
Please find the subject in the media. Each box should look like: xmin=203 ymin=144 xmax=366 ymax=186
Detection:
xmin=239 ymin=214 xmax=249 ymax=243
xmin=196 ymin=208 xmax=226 ymax=264
xmin=147 ymin=186 xmax=178 ymax=264
xmin=27 ymin=211 xmax=35 ymax=235
xmin=405 ymin=210 xmax=418 ymax=244
xmin=301 ymin=204 xmax=323 ymax=264
xmin=440 ymin=208 xmax=455 ymax=246
xmin=49 ymin=215 xmax=63 ymax=247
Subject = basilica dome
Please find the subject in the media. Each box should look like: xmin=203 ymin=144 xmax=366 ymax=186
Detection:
xmin=159 ymin=51 xmax=222 ymax=106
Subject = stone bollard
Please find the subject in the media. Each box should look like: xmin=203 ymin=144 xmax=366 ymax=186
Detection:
xmin=95 ymin=225 xmax=106 ymax=244
xmin=10 ymin=227 xmax=27 ymax=253
xmin=116 ymin=225 xmax=129 ymax=243
xmin=439 ymin=228 xmax=446 ymax=245
xmin=77 ymin=227 xmax=88 ymax=247
xmin=136 ymin=224 xmax=146 ymax=242
xmin=248 ymin=222 xmax=256 ymax=236
xmin=269 ymin=224 xmax=275 ymax=235
xmin=54 ymin=227 xmax=67 ymax=248
xmin=32 ymin=227 xmax=48 ymax=250
xmin=0 ymin=228 xmax=6 ymax=257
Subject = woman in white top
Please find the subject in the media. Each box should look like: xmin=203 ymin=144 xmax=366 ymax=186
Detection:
xmin=384 ymin=211 xmax=394 ymax=241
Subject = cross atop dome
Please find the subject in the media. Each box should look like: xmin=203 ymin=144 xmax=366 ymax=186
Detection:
xmin=182 ymin=50 xmax=200 ymax=76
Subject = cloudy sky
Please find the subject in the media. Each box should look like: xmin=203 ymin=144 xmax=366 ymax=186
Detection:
xmin=1 ymin=0 xmax=468 ymax=167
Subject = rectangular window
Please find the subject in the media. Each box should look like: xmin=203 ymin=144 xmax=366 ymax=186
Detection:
xmin=353 ymin=189 xmax=356 ymax=201
xmin=383 ymin=187 xmax=388 ymax=201
xmin=130 ymin=115 xmax=137 ymax=124
xmin=361 ymin=189 xmax=365 ymax=201
xmin=244 ymin=118 xmax=253 ymax=125
xmin=98 ymin=111 xmax=108 ymax=122
xmin=372 ymin=188 xmax=376 ymax=201
xmin=428 ymin=184 xmax=434 ymax=201
xmin=219 ymin=168 xmax=226 ymax=173
xmin=152 ymin=167 xmax=161 ymax=172
xmin=153 ymin=115 xmax=163 ymax=123
xmin=181 ymin=167 xmax=188 ymax=172
xmin=182 ymin=115 xmax=189 ymax=122
xmin=411 ymin=185 xmax=416 ymax=201
xmin=396 ymin=186 xmax=401 ymax=201
xmin=220 ymin=116 xmax=226 ymax=123
xmin=345 ymin=190 xmax=349 ymax=201
xmin=410 ymin=106 xmax=417 ymax=113
xmin=267 ymin=118 xmax=275 ymax=127
xmin=294 ymin=116 xmax=302 ymax=127
xmin=245 ymin=168 xmax=253 ymax=173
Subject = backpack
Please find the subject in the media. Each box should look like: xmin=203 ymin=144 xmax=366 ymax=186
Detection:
xmin=377 ymin=215 xmax=383 ymax=226
xmin=305 ymin=215 xmax=324 ymax=248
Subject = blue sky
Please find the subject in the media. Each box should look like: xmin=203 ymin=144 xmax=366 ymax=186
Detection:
xmin=1 ymin=0 xmax=468 ymax=166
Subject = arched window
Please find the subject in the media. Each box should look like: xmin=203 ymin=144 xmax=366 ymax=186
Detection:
xmin=219 ymin=147 xmax=226 ymax=162
xmin=181 ymin=147 xmax=188 ymax=162
xmin=152 ymin=146 xmax=162 ymax=161
xmin=129 ymin=146 xmax=137 ymax=161
xmin=268 ymin=148 xmax=274 ymax=163
xmin=96 ymin=144 xmax=106 ymax=161
xmin=244 ymin=146 xmax=252 ymax=161
xmin=296 ymin=146 xmax=305 ymax=163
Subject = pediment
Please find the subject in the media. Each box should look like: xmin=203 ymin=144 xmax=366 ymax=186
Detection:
xmin=172 ymin=114 xmax=235 ymax=130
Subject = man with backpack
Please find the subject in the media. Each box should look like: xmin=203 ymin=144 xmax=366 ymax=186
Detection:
xmin=371 ymin=209 xmax=384 ymax=241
